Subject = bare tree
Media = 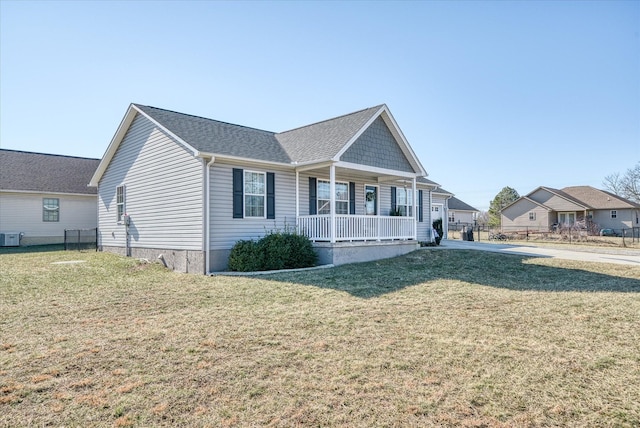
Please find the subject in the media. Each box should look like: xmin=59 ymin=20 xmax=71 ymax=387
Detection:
xmin=603 ymin=162 xmax=640 ymax=203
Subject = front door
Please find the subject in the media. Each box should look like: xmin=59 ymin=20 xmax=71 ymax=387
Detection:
xmin=365 ymin=185 xmax=377 ymax=215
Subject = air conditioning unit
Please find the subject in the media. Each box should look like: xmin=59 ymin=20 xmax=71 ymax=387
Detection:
xmin=0 ymin=232 xmax=21 ymax=247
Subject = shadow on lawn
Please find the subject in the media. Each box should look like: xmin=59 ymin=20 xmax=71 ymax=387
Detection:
xmin=0 ymin=244 xmax=65 ymax=255
xmin=262 ymin=249 xmax=640 ymax=298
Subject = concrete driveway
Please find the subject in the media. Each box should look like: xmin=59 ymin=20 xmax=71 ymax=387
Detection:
xmin=437 ymin=239 xmax=640 ymax=266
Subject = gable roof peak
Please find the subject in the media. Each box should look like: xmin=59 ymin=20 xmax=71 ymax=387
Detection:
xmin=278 ymin=104 xmax=385 ymax=135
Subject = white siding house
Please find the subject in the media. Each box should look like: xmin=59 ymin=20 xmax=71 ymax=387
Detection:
xmin=0 ymin=150 xmax=99 ymax=246
xmin=91 ymin=104 xmax=448 ymax=273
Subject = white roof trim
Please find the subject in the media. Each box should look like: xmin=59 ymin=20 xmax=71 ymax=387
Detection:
xmin=197 ymin=152 xmax=293 ymax=168
xmin=336 ymin=161 xmax=421 ymax=179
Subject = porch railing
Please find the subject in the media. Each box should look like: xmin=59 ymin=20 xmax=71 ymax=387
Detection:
xmin=297 ymin=215 xmax=415 ymax=242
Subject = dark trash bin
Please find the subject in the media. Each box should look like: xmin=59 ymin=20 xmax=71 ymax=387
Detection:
xmin=467 ymin=228 xmax=474 ymax=241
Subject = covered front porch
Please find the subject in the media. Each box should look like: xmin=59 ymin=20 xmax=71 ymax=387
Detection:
xmin=298 ymin=214 xmax=415 ymax=242
xmin=293 ymin=162 xmax=422 ymax=244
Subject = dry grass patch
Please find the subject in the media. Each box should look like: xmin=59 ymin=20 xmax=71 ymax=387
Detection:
xmin=1 ymin=248 xmax=639 ymax=426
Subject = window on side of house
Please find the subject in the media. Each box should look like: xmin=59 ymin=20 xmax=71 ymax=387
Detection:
xmin=395 ymin=188 xmax=413 ymax=217
xmin=529 ymin=212 xmax=536 ymax=221
xmin=448 ymin=212 xmax=455 ymax=222
xmin=43 ymin=198 xmax=59 ymax=222
xmin=611 ymin=210 xmax=617 ymax=219
xmin=244 ymin=171 xmax=266 ymax=218
xmin=318 ymin=180 xmax=348 ymax=215
xmin=116 ymin=185 xmax=125 ymax=222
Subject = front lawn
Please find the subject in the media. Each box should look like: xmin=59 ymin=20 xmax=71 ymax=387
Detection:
xmin=1 ymin=248 xmax=639 ymax=427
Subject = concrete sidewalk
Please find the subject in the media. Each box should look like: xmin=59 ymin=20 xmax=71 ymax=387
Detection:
xmin=434 ymin=239 xmax=640 ymax=266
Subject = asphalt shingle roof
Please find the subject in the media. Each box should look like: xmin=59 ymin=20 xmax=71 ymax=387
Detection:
xmin=135 ymin=105 xmax=292 ymax=163
xmin=135 ymin=104 xmax=385 ymax=165
xmin=275 ymin=105 xmax=383 ymax=163
xmin=560 ymin=186 xmax=640 ymax=210
xmin=0 ymin=149 xmax=99 ymax=195
xmin=448 ymin=196 xmax=479 ymax=212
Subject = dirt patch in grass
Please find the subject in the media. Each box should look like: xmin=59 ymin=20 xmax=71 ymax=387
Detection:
xmin=1 ymin=249 xmax=639 ymax=426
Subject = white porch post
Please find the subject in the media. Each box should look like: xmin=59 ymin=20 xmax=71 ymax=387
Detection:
xmin=412 ymin=177 xmax=417 ymax=240
xmin=295 ymin=170 xmax=299 ymax=227
xmin=330 ymin=164 xmax=336 ymax=243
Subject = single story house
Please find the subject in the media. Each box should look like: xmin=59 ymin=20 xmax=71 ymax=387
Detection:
xmin=90 ymin=104 xmax=447 ymax=274
xmin=501 ymin=185 xmax=640 ymax=233
xmin=0 ymin=149 xmax=100 ymax=246
xmin=447 ymin=196 xmax=478 ymax=227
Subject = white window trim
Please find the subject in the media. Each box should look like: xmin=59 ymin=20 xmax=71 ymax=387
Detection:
xmin=43 ymin=197 xmax=60 ymax=222
xmin=611 ymin=210 xmax=617 ymax=219
xmin=116 ymin=185 xmax=126 ymax=224
xmin=244 ymin=170 xmax=267 ymax=219
xmin=558 ymin=211 xmax=576 ymax=225
xmin=396 ymin=187 xmax=414 ymax=217
xmin=529 ymin=212 xmax=536 ymax=221
xmin=318 ymin=179 xmax=349 ymax=215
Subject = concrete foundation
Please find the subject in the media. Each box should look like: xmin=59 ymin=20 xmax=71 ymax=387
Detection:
xmin=101 ymin=246 xmax=206 ymax=274
xmin=209 ymin=248 xmax=232 ymax=272
xmin=101 ymin=241 xmax=418 ymax=275
xmin=313 ymin=240 xmax=419 ymax=266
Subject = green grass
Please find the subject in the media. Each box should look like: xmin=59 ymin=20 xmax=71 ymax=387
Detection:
xmin=1 ymin=248 xmax=639 ymax=427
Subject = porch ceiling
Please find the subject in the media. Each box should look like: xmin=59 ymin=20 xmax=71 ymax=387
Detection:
xmin=299 ymin=164 xmax=415 ymax=183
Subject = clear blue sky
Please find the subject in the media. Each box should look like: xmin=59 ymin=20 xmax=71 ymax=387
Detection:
xmin=1 ymin=0 xmax=638 ymax=211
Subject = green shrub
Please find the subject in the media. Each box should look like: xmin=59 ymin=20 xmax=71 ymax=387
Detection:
xmin=227 ymin=239 xmax=263 ymax=272
xmin=228 ymin=231 xmax=317 ymax=272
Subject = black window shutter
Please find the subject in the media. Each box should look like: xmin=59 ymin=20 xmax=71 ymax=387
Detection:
xmin=391 ymin=186 xmax=396 ymax=214
xmin=418 ymin=190 xmax=423 ymax=222
xmin=266 ymin=172 xmax=275 ymax=219
xmin=349 ymin=182 xmax=356 ymax=215
xmin=232 ymin=168 xmax=243 ymax=218
xmin=309 ymin=177 xmax=317 ymax=215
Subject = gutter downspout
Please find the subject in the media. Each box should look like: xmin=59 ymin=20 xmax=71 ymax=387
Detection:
xmin=204 ymin=156 xmax=216 ymax=274
xmin=429 ymin=189 xmax=434 ymax=243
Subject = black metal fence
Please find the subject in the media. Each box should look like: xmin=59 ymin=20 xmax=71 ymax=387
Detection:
xmin=448 ymin=224 xmax=640 ymax=245
xmin=64 ymin=228 xmax=98 ymax=251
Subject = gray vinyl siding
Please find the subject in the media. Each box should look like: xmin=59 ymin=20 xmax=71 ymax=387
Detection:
xmin=529 ymin=189 xmax=584 ymax=211
xmin=340 ymin=117 xmax=414 ymax=173
xmin=416 ymin=188 xmax=433 ymax=241
xmin=297 ymin=172 xmax=399 ymax=217
xmin=591 ymin=209 xmax=636 ymax=230
xmin=501 ymin=199 xmax=550 ymax=230
xmin=209 ymin=161 xmax=297 ymax=250
xmin=98 ymin=113 xmax=203 ymax=251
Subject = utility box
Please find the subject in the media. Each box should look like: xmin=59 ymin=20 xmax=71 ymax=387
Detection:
xmin=0 ymin=232 xmax=21 ymax=247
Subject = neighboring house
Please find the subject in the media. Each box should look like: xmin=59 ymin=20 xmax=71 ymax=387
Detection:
xmin=0 ymin=149 xmax=100 ymax=245
xmin=501 ymin=185 xmax=640 ymax=233
xmin=446 ymin=196 xmax=478 ymax=228
xmin=90 ymin=104 xmax=445 ymax=273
